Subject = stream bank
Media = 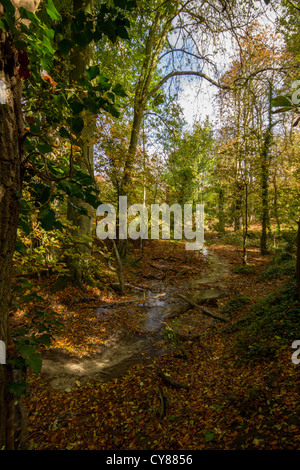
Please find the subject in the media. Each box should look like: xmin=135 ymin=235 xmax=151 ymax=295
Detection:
xmin=41 ymin=247 xmax=230 ymax=390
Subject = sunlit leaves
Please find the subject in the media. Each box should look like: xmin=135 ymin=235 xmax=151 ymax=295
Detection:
xmin=46 ymin=0 xmax=62 ymax=21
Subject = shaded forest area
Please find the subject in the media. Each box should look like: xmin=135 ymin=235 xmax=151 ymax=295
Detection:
xmin=0 ymin=0 xmax=299 ymax=451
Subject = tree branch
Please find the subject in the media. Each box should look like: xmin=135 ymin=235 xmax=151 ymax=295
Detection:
xmin=150 ymin=70 xmax=231 ymax=96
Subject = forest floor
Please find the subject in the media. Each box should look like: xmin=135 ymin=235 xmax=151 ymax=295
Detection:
xmin=11 ymin=232 xmax=300 ymax=450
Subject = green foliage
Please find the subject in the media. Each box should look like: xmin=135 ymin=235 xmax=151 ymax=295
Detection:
xmin=8 ymin=279 xmax=62 ymax=396
xmin=233 ymin=282 xmax=300 ymax=362
xmin=223 ymin=295 xmax=251 ymax=313
xmin=219 ymin=233 xmax=243 ymax=247
xmin=260 ymin=236 xmax=297 ymax=280
xmin=1 ymin=0 xmax=138 ymax=401
xmin=233 ymin=265 xmax=256 ymax=275
xmin=260 ymin=257 xmax=296 ymax=280
xmin=163 ymin=118 xmax=215 ymax=205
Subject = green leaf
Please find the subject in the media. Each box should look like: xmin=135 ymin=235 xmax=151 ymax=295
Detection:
xmin=15 ymin=240 xmax=26 ymax=254
xmin=0 ymin=19 xmax=7 ymax=31
xmin=204 ymin=431 xmax=215 ymax=442
xmin=37 ymin=141 xmax=53 ymax=154
xmin=86 ymin=65 xmax=100 ymax=80
xmin=73 ymin=31 xmax=93 ymax=48
xmin=125 ymin=0 xmax=137 ymax=9
xmin=38 ymin=207 xmax=56 ymax=231
xmin=71 ymin=116 xmax=84 ymax=135
xmin=19 ymin=6 xmax=40 ymax=26
xmin=1 ymin=0 xmax=15 ymax=16
xmin=168 ymin=414 xmax=178 ymax=420
xmin=69 ymin=100 xmax=84 ymax=115
xmin=84 ymin=192 xmax=99 ymax=208
xmin=58 ymin=39 xmax=73 ymax=54
xmin=46 ymin=0 xmax=62 ymax=21
xmin=271 ymin=96 xmax=292 ymax=107
xmin=114 ymin=0 xmax=136 ymax=10
xmin=116 ymin=25 xmax=129 ymax=40
xmin=107 ymin=103 xmax=120 ymax=118
xmin=114 ymin=0 xmax=128 ymax=8
xmin=17 ymin=344 xmax=36 ymax=358
xmin=112 ymin=83 xmax=127 ymax=97
xmin=59 ymin=127 xmax=70 ymax=139
xmin=18 ymin=217 xmax=31 ymax=235
xmin=25 ymin=353 xmax=42 ymax=375
xmin=8 ymin=380 xmax=27 ymax=398
xmin=53 ymin=220 xmax=64 ymax=231
xmin=84 ymin=96 xmax=100 ymax=114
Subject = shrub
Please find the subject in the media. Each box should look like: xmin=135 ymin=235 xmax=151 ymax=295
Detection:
xmin=233 ymin=264 xmax=256 ymax=275
xmin=233 ymin=282 xmax=300 ymax=362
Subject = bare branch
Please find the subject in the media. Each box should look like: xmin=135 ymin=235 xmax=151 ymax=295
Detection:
xmin=150 ymin=70 xmax=231 ymax=97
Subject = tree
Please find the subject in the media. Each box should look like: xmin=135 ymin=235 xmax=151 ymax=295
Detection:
xmin=66 ymin=0 xmax=96 ymax=284
xmin=0 ymin=0 xmax=136 ymax=448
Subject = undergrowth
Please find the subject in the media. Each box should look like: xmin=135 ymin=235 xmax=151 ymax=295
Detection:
xmin=233 ymin=281 xmax=300 ymax=362
xmin=232 ymin=238 xmax=299 ymax=362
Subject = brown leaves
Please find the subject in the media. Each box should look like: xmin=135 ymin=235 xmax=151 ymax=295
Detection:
xmin=17 ymin=240 xmax=300 ymax=450
xmin=41 ymin=72 xmax=58 ymax=92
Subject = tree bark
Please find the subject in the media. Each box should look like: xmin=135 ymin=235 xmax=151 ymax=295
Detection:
xmin=66 ymin=0 xmax=95 ymax=284
xmin=121 ymin=2 xmax=180 ymax=196
xmin=0 ymin=0 xmax=41 ymax=448
xmin=217 ymin=187 xmax=225 ymax=234
xmin=260 ymin=83 xmax=273 ymax=256
xmin=0 ymin=28 xmax=24 ymax=450
xmin=242 ymin=182 xmax=248 ymax=265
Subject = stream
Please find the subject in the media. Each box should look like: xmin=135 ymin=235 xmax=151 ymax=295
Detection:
xmin=41 ymin=247 xmax=230 ymax=390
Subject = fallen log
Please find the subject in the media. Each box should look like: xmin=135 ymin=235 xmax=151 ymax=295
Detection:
xmin=174 ymin=293 xmax=229 ymax=323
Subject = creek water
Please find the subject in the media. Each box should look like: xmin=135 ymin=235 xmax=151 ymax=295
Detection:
xmin=41 ymin=247 xmax=229 ymax=390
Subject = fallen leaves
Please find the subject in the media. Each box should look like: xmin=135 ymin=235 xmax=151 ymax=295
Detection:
xmin=12 ymin=239 xmax=299 ymax=450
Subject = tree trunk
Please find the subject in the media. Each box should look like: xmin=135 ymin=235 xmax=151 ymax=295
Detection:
xmin=260 ymin=83 xmax=273 ymax=256
xmin=0 ymin=0 xmax=41 ymax=447
xmin=242 ymin=183 xmax=248 ymax=265
xmin=66 ymin=0 xmax=95 ymax=284
xmin=273 ymin=170 xmax=280 ymax=234
xmin=121 ymin=2 xmax=180 ymax=196
xmin=0 ymin=28 xmax=25 ymax=450
xmin=297 ymin=218 xmax=300 ymax=300
xmin=217 ymin=187 xmax=226 ymax=234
